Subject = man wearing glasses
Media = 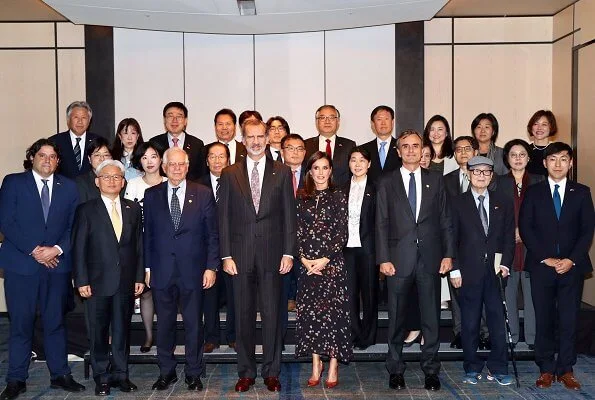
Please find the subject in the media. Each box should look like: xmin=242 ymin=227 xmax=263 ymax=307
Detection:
xmin=304 ymin=105 xmax=355 ymax=186
xmin=265 ymin=116 xmax=290 ymax=162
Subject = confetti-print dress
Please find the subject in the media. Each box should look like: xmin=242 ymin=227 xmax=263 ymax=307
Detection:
xmin=295 ymin=188 xmax=352 ymax=362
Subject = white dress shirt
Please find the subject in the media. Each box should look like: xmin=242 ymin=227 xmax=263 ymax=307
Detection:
xmin=246 ymin=155 xmax=265 ymax=193
xmin=32 ymin=170 xmax=54 ymax=199
xmin=269 ymin=146 xmax=283 ymax=162
xmin=221 ymin=139 xmax=237 ymax=164
xmin=100 ymin=194 xmax=122 ymax=224
xmin=376 ymin=137 xmax=391 ymax=153
xmin=548 ymin=177 xmax=567 ymax=205
xmin=167 ymin=179 xmax=187 ymax=214
xmin=69 ymin=131 xmax=86 ymax=168
xmin=318 ymin=134 xmax=336 ymax=157
xmin=459 ymin=169 xmax=470 ymax=193
xmin=210 ymin=173 xmax=220 ymax=200
xmin=400 ymin=166 xmax=422 ymax=221
xmin=471 ymin=188 xmax=490 ymax=226
xmin=346 ymin=177 xmax=367 ymax=248
xmin=167 ymin=132 xmax=186 ymax=149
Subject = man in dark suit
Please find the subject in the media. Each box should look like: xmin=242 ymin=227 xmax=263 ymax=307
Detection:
xmin=265 ymin=116 xmax=289 ymax=162
xmin=304 ymin=105 xmax=355 ymax=186
xmin=519 ymin=142 xmax=594 ymax=391
xmin=200 ymin=142 xmax=236 ymax=354
xmin=218 ymin=120 xmax=296 ymax=393
xmin=49 ymin=101 xmax=99 ymax=179
xmin=74 ymin=137 xmax=113 ymax=203
xmin=72 ymin=160 xmax=145 ymax=396
xmin=376 ymin=130 xmax=455 ymax=391
xmin=360 ymin=105 xmax=401 ymax=183
xmin=143 ymin=147 xmax=219 ymax=391
xmin=149 ymin=101 xmax=205 ymax=181
xmin=0 ymin=139 xmax=85 ymax=400
xmin=450 ymin=156 xmax=515 ymax=386
xmin=207 ymin=108 xmax=247 ymax=165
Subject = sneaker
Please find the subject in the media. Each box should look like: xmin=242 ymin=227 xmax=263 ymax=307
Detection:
xmin=462 ymin=372 xmax=482 ymax=384
xmin=487 ymin=372 xmax=513 ymax=386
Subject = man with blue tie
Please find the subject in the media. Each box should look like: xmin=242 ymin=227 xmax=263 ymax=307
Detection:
xmin=519 ymin=142 xmax=594 ymax=391
xmin=0 ymin=139 xmax=85 ymax=400
xmin=143 ymin=147 xmax=219 ymax=391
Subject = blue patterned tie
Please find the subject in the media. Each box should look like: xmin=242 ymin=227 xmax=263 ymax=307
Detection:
xmin=170 ymin=187 xmax=181 ymax=230
xmin=41 ymin=179 xmax=50 ymax=222
xmin=553 ymin=184 xmax=562 ymax=219
xmin=379 ymin=141 xmax=387 ymax=169
xmin=408 ymin=172 xmax=416 ymax=219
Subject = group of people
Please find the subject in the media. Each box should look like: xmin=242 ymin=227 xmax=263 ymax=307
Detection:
xmin=0 ymin=100 xmax=592 ymax=399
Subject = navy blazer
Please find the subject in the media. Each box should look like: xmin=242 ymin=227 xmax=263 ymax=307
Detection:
xmin=0 ymin=170 xmax=79 ymax=275
xmin=150 ymin=133 xmax=206 ymax=181
xmin=451 ymin=190 xmax=515 ymax=285
xmin=519 ymin=180 xmax=594 ymax=275
xmin=143 ymin=180 xmax=219 ymax=290
xmin=49 ymin=131 xmax=100 ymax=179
xmin=359 ymin=137 xmax=401 ymax=183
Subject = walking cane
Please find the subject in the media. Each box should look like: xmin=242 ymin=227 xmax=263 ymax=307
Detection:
xmin=496 ymin=269 xmax=521 ymax=388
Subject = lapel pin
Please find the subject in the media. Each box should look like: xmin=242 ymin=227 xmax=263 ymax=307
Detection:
xmin=366 ymin=193 xmax=371 ymax=197
xmin=570 ymin=188 xmax=575 ymax=192
xmin=188 ymin=199 xmax=193 ymax=203
xmin=494 ymin=206 xmax=499 ymax=210
xmin=426 ymin=184 xmax=430 ymax=188
xmin=56 ymin=181 xmax=61 ymax=186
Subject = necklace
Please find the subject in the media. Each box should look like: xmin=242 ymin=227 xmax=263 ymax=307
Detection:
xmin=532 ymin=142 xmax=550 ymax=150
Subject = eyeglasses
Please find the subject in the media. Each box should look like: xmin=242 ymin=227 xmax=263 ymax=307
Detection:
xmin=283 ymin=146 xmax=305 ymax=153
xmin=167 ymin=162 xmax=188 ymax=168
xmin=207 ymin=155 xmax=228 ymax=161
xmin=165 ymin=115 xmax=185 ymax=121
xmin=98 ymin=174 xmax=124 ymax=181
xmin=470 ymin=169 xmax=493 ymax=176
xmin=316 ymin=116 xmax=338 ymax=121
xmin=509 ymin=153 xmax=528 ymax=159
xmin=455 ymin=146 xmax=473 ymax=153
xmin=268 ymin=126 xmax=286 ymax=133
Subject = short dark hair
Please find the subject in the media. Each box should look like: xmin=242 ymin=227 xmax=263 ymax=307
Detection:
xmin=163 ymin=102 xmax=188 ymax=118
xmin=471 ymin=113 xmax=500 ymax=143
xmin=423 ymin=115 xmax=454 ymax=158
xmin=214 ymin=108 xmax=237 ymax=125
xmin=454 ymin=135 xmax=479 ymax=150
xmin=131 ymin=141 xmax=165 ymax=171
xmin=281 ymin=133 xmax=304 ymax=148
xmin=266 ymin=116 xmax=290 ymax=134
xmin=502 ymin=139 xmax=532 ymax=169
xmin=301 ymin=151 xmax=334 ymax=198
xmin=349 ymin=146 xmax=371 ymax=162
xmin=23 ymin=138 xmax=61 ymax=170
xmin=205 ymin=141 xmax=230 ymax=160
xmin=527 ymin=110 xmax=558 ymax=137
xmin=87 ymin=136 xmax=111 ymax=158
xmin=111 ymin=118 xmax=144 ymax=161
xmin=396 ymin=129 xmax=423 ymax=148
xmin=315 ymin=104 xmax=340 ymax=118
xmin=543 ymin=141 xmax=573 ymax=159
xmin=238 ymin=110 xmax=263 ymax=126
xmin=370 ymin=105 xmax=394 ymax=120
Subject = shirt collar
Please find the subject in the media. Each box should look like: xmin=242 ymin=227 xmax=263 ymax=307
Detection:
xmin=31 ymin=170 xmax=54 ymax=184
xmin=548 ymin=177 xmax=567 ymax=190
xmin=471 ymin=188 xmax=489 ymax=202
xmin=168 ymin=179 xmax=187 ymax=191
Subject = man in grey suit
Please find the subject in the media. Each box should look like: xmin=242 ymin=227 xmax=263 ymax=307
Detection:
xmin=376 ymin=129 xmax=455 ymax=391
xmin=218 ymin=119 xmax=296 ymax=393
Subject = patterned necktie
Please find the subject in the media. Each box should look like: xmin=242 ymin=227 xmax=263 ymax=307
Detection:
xmin=74 ymin=137 xmax=82 ymax=170
xmin=325 ymin=139 xmax=332 ymax=158
xmin=172 ymin=137 xmax=179 ymax=147
xmin=110 ymin=201 xmax=122 ymax=241
xmin=408 ymin=172 xmax=416 ymax=219
xmin=292 ymin=170 xmax=298 ymax=198
xmin=553 ymin=184 xmax=562 ymax=219
xmin=250 ymin=161 xmax=260 ymax=213
xmin=478 ymin=195 xmax=489 ymax=235
xmin=41 ymin=179 xmax=50 ymax=222
xmin=215 ymin=178 xmax=220 ymax=203
xmin=379 ymin=141 xmax=387 ymax=169
xmin=170 ymin=187 xmax=181 ymax=230
xmin=460 ymin=173 xmax=469 ymax=193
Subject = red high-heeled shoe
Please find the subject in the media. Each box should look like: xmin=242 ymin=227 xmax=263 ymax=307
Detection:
xmin=325 ymin=369 xmax=339 ymax=389
xmin=307 ymin=362 xmax=324 ymax=387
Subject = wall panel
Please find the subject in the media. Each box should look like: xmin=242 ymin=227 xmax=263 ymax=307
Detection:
xmin=552 ymin=36 xmax=572 ymax=143
xmin=56 ymin=22 xmax=84 ymax=48
xmin=0 ymin=23 xmax=54 ymax=47
xmin=455 ymin=17 xmax=553 ymax=43
xmin=424 ymin=45 xmax=452 ymax=130
xmin=57 ymin=49 xmax=86 ymax=132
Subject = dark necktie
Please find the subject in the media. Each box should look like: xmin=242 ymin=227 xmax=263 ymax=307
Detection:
xmin=478 ymin=194 xmax=489 ymax=235
xmin=553 ymin=184 xmax=562 ymax=219
xmin=170 ymin=187 xmax=181 ymax=230
xmin=41 ymin=179 xmax=50 ymax=222
xmin=460 ymin=173 xmax=469 ymax=193
xmin=379 ymin=141 xmax=387 ymax=169
xmin=74 ymin=137 xmax=82 ymax=170
xmin=275 ymin=150 xmax=281 ymax=161
xmin=215 ymin=178 xmax=220 ymax=203
xmin=250 ymin=161 xmax=260 ymax=213
xmin=325 ymin=139 xmax=332 ymax=158
xmin=408 ymin=172 xmax=416 ymax=219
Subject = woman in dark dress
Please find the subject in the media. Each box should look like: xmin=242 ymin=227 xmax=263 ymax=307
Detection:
xmin=296 ymin=151 xmax=351 ymax=389
xmin=525 ymin=110 xmax=558 ymax=177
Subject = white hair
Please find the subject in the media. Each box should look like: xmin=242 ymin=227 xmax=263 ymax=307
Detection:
xmin=95 ymin=159 xmax=125 ymax=176
xmin=163 ymin=147 xmax=189 ymax=165
xmin=66 ymin=101 xmax=93 ymax=119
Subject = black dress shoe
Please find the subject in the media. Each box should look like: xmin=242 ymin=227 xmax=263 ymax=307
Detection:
xmin=0 ymin=381 xmax=26 ymax=400
xmin=389 ymin=374 xmax=406 ymax=390
xmin=140 ymin=344 xmax=152 ymax=353
xmin=152 ymin=374 xmax=178 ymax=390
xmin=50 ymin=375 xmax=86 ymax=392
xmin=424 ymin=374 xmax=441 ymax=391
xmin=356 ymin=344 xmax=371 ymax=351
xmin=478 ymin=337 xmax=491 ymax=350
xmin=450 ymin=333 xmax=462 ymax=349
xmin=185 ymin=376 xmax=203 ymax=391
xmin=528 ymin=344 xmax=535 ymax=351
xmin=94 ymin=383 xmax=110 ymax=396
xmin=111 ymin=379 xmax=138 ymax=392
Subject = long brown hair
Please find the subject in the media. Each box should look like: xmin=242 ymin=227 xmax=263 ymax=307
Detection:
xmin=298 ymin=151 xmax=333 ymax=199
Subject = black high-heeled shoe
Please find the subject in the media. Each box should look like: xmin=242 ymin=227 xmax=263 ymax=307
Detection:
xmin=403 ymin=331 xmax=422 ymax=348
xmin=140 ymin=342 xmax=153 ymax=353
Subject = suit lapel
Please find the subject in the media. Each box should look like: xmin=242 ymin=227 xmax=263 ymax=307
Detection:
xmin=386 ymin=138 xmax=399 ymax=169
xmin=25 ymin=171 xmax=46 ymax=223
xmin=95 ymin=198 xmax=120 ymax=245
xmin=394 ymin=171 xmax=416 ymax=223
xmin=360 ymin=180 xmax=373 ymax=223
xmin=258 ymin=159 xmax=276 ymax=215
xmin=487 ymin=194 xmax=500 ymax=237
xmin=334 ymin=137 xmax=344 ymax=161
xmin=418 ymin=170 xmax=431 ymax=221
xmin=559 ymin=181 xmax=576 ymax=222
xmin=465 ymin=191 xmax=486 ymax=236
xmin=178 ymin=184 xmax=195 ymax=231
xmin=158 ymin=182 xmax=178 ymax=232
xmin=235 ymin=161 xmax=257 ymax=215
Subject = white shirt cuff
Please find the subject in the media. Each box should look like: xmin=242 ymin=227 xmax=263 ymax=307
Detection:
xmin=449 ymin=270 xmax=461 ymax=278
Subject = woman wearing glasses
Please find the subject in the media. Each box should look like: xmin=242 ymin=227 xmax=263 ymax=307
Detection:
xmin=471 ymin=113 xmax=508 ymax=176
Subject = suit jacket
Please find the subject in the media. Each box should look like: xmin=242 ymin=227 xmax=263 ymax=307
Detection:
xmin=0 ymin=170 xmax=79 ymax=275
xmin=519 ymin=180 xmax=594 ymax=276
xmin=445 ymin=168 xmax=498 ymax=199
xmin=360 ymin=137 xmax=401 ymax=183
xmin=340 ymin=179 xmax=376 ymax=255
xmin=143 ymin=180 xmax=219 ymax=290
xmin=150 ymin=132 xmax=205 ymax=181
xmin=494 ymin=173 xmax=544 ymax=203
xmin=451 ymin=190 xmax=515 ymax=285
xmin=49 ymin=131 xmax=100 ymax=179
xmin=304 ymin=135 xmax=356 ymax=187
xmin=375 ymin=168 xmax=455 ymax=276
xmin=75 ymin=170 xmax=126 ymax=204
xmin=71 ymin=198 xmax=144 ymax=296
xmin=218 ymin=158 xmax=296 ymax=271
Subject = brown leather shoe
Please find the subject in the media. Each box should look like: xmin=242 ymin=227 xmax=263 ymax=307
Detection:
xmin=536 ymin=372 xmax=554 ymax=388
xmin=287 ymin=300 xmax=296 ymax=312
xmin=263 ymin=377 xmax=281 ymax=392
xmin=228 ymin=342 xmax=236 ymax=350
xmin=558 ymin=372 xmax=581 ymax=391
xmin=203 ymin=343 xmax=219 ymax=353
xmin=234 ymin=378 xmax=255 ymax=392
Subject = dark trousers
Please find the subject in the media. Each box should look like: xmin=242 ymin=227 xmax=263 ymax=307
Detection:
xmin=385 ymin=259 xmax=441 ymax=376
xmin=4 ymin=270 xmax=71 ymax=383
xmin=233 ymin=264 xmax=282 ymax=379
xmin=203 ymin=270 xmax=236 ymax=345
xmin=153 ymin=275 xmax=204 ymax=377
xmin=459 ymin=271 xmax=507 ymax=375
xmin=344 ymin=247 xmax=378 ymax=347
xmin=449 ymin=280 xmax=490 ymax=338
xmin=531 ymin=267 xmax=582 ymax=375
xmin=85 ymin=290 xmax=134 ymax=384
xmin=280 ymin=260 xmax=299 ymax=341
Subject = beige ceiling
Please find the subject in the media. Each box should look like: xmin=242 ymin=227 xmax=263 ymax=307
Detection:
xmin=437 ymin=0 xmax=576 ymax=17
xmin=0 ymin=0 xmax=66 ymax=21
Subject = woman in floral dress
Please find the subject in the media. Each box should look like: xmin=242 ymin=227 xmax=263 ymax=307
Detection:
xmin=295 ymin=151 xmax=351 ymax=389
